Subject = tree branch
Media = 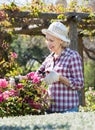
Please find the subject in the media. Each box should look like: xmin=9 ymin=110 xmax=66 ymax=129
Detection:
xmin=83 ymin=44 xmax=95 ymax=60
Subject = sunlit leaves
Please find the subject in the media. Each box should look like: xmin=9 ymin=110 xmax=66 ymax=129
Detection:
xmin=2 ymin=2 xmax=20 ymax=12
xmin=57 ymin=14 xmax=66 ymax=21
xmin=79 ymin=87 xmax=95 ymax=112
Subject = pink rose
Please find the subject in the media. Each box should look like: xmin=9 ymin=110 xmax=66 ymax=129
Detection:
xmin=9 ymin=89 xmax=17 ymax=96
xmin=27 ymin=72 xmax=35 ymax=80
xmin=0 ymin=79 xmax=8 ymax=88
xmin=2 ymin=91 xmax=10 ymax=100
xmin=11 ymin=52 xmax=18 ymax=58
xmin=32 ymin=76 xmax=40 ymax=84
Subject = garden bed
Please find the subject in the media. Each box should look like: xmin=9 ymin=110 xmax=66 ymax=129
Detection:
xmin=0 ymin=112 xmax=95 ymax=130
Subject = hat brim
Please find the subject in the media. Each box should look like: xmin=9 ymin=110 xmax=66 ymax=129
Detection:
xmin=42 ymin=29 xmax=70 ymax=43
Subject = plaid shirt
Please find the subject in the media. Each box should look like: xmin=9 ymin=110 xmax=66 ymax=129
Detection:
xmin=38 ymin=48 xmax=84 ymax=112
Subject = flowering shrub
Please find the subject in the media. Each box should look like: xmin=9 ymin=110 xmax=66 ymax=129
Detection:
xmin=0 ymin=72 xmax=50 ymax=117
xmin=79 ymin=87 xmax=95 ymax=112
xmin=0 ymin=50 xmax=21 ymax=78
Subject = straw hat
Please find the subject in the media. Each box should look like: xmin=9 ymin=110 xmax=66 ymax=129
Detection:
xmin=42 ymin=21 xmax=70 ymax=43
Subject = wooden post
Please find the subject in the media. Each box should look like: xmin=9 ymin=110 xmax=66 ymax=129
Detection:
xmin=69 ymin=19 xmax=85 ymax=106
xmin=78 ymin=34 xmax=85 ymax=106
xmin=69 ymin=20 xmax=78 ymax=51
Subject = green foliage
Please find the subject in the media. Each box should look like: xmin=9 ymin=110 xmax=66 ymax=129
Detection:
xmin=10 ymin=35 xmax=49 ymax=73
xmin=0 ymin=47 xmax=20 ymax=78
xmin=0 ymin=22 xmax=20 ymax=78
xmin=84 ymin=60 xmax=95 ymax=89
xmin=79 ymin=87 xmax=95 ymax=112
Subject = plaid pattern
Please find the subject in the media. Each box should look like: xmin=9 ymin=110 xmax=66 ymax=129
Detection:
xmin=38 ymin=48 xmax=84 ymax=112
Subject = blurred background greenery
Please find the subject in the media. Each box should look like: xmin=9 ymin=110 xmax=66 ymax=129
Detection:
xmin=9 ymin=34 xmax=95 ymax=91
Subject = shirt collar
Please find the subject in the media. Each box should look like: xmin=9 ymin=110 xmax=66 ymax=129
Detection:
xmin=50 ymin=47 xmax=70 ymax=59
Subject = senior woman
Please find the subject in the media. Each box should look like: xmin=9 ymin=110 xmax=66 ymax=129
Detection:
xmin=19 ymin=21 xmax=84 ymax=113
xmin=36 ymin=21 xmax=84 ymax=113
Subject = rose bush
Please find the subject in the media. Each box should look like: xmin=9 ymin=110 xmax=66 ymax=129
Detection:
xmin=0 ymin=72 xmax=50 ymax=117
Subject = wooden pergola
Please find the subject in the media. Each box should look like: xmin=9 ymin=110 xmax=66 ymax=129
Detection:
xmin=3 ymin=10 xmax=95 ymax=59
xmin=1 ymin=9 xmax=95 ymax=106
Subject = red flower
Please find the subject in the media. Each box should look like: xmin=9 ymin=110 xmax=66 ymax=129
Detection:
xmin=28 ymin=100 xmax=42 ymax=109
xmin=42 ymin=89 xmax=47 ymax=94
xmin=32 ymin=103 xmax=42 ymax=109
xmin=16 ymin=83 xmax=24 ymax=89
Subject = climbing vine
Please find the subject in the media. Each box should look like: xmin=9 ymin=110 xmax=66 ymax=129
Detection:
xmin=0 ymin=0 xmax=95 ymax=78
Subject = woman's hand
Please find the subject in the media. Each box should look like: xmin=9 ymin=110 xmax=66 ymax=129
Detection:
xmin=43 ymin=70 xmax=70 ymax=86
xmin=43 ymin=70 xmax=60 ymax=85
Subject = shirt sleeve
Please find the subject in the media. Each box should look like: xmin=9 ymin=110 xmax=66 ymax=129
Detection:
xmin=68 ymin=52 xmax=84 ymax=90
xmin=36 ymin=54 xmax=52 ymax=77
xmin=35 ymin=59 xmax=46 ymax=78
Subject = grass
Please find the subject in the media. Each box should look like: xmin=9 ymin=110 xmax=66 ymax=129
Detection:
xmin=0 ymin=112 xmax=95 ymax=130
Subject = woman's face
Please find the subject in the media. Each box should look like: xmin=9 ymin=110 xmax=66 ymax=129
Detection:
xmin=45 ymin=33 xmax=63 ymax=54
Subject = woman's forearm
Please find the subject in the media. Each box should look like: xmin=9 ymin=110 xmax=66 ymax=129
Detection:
xmin=59 ymin=75 xmax=70 ymax=87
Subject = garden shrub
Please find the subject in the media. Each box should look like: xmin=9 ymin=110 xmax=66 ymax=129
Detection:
xmin=0 ymin=72 xmax=50 ymax=117
xmin=79 ymin=87 xmax=95 ymax=112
